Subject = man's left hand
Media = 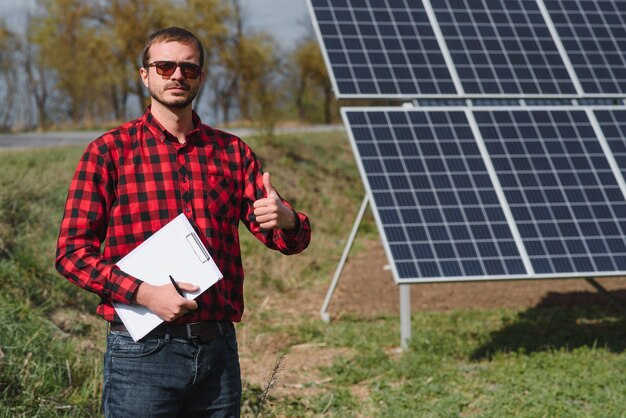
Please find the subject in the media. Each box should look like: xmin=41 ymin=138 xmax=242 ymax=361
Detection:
xmin=253 ymin=172 xmax=297 ymax=230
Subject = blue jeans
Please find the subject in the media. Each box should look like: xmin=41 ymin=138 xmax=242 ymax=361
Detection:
xmin=102 ymin=327 xmax=241 ymax=418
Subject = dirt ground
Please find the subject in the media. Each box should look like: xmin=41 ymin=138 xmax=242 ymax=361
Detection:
xmin=238 ymin=239 xmax=626 ymax=404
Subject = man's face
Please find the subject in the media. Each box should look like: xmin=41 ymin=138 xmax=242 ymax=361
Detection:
xmin=140 ymin=41 xmax=204 ymax=110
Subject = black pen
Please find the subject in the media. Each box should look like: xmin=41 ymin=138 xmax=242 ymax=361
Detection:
xmin=169 ymin=275 xmax=185 ymax=297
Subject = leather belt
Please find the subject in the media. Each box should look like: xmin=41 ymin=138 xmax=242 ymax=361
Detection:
xmin=109 ymin=321 xmax=233 ymax=342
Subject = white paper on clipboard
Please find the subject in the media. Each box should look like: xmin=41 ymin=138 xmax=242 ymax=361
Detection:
xmin=113 ymin=213 xmax=223 ymax=341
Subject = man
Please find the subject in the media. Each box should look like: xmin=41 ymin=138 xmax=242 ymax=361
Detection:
xmin=55 ymin=27 xmax=311 ymax=417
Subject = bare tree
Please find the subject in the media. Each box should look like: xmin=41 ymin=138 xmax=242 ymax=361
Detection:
xmin=0 ymin=23 xmax=18 ymax=130
xmin=20 ymin=15 xmax=52 ymax=130
xmin=211 ymin=0 xmax=245 ymax=124
xmin=289 ymin=36 xmax=335 ymax=124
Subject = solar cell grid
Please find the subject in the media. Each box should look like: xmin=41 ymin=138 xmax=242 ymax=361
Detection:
xmin=474 ymin=108 xmax=626 ymax=275
xmin=309 ymin=0 xmax=457 ymax=97
xmin=431 ymin=0 xmax=577 ymax=95
xmin=345 ymin=109 xmax=527 ymax=281
xmin=544 ymin=0 xmax=626 ymax=95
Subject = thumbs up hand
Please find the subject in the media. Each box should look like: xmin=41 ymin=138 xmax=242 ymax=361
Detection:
xmin=253 ymin=172 xmax=297 ymax=230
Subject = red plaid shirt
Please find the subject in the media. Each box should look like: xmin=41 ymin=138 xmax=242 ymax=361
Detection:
xmin=55 ymin=108 xmax=311 ymax=323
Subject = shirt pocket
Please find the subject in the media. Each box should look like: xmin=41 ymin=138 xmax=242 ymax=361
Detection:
xmin=206 ymin=174 xmax=237 ymax=220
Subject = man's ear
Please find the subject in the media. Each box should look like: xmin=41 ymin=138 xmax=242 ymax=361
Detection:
xmin=140 ymin=67 xmax=149 ymax=88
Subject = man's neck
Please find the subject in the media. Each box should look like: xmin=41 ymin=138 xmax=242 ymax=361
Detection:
xmin=150 ymin=103 xmax=195 ymax=144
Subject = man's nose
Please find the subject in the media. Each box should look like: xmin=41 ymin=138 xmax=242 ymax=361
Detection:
xmin=170 ymin=65 xmax=185 ymax=80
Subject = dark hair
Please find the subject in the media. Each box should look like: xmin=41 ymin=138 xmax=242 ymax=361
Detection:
xmin=142 ymin=27 xmax=204 ymax=68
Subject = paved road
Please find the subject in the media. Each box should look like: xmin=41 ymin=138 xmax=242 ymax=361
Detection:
xmin=0 ymin=124 xmax=345 ymax=151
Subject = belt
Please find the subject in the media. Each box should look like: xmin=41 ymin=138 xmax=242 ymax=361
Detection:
xmin=109 ymin=321 xmax=233 ymax=342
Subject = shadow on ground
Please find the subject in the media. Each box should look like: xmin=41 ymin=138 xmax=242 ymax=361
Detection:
xmin=471 ymin=289 xmax=626 ymax=360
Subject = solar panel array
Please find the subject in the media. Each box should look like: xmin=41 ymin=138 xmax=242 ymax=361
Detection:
xmin=307 ymin=1 xmax=626 ymax=284
xmin=344 ymin=107 xmax=626 ymax=282
xmin=308 ymin=0 xmax=626 ymax=98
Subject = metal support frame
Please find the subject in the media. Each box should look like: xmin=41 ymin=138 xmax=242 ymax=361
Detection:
xmin=320 ymin=195 xmax=370 ymax=322
xmin=585 ymin=277 xmax=626 ymax=313
xmin=399 ymin=284 xmax=412 ymax=350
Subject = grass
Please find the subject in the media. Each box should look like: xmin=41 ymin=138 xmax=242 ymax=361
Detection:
xmin=263 ymin=308 xmax=626 ymax=417
xmin=1 ymin=131 xmax=626 ymax=417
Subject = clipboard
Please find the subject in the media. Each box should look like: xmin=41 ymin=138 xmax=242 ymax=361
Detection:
xmin=113 ymin=213 xmax=223 ymax=341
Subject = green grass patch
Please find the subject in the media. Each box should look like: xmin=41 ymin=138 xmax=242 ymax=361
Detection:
xmin=0 ymin=292 xmax=102 ymax=417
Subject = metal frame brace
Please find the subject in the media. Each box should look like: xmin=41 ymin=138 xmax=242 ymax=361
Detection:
xmin=320 ymin=195 xmax=369 ymax=322
xmin=319 ymin=195 xmax=413 ymax=350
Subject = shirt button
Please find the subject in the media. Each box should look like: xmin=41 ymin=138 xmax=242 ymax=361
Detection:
xmin=185 ymin=207 xmax=191 ymax=213
xmin=182 ymin=178 xmax=188 ymax=183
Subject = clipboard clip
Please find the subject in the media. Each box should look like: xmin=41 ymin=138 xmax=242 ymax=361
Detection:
xmin=186 ymin=233 xmax=210 ymax=263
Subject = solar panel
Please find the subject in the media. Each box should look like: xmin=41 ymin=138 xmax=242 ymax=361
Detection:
xmin=474 ymin=107 xmax=626 ymax=276
xmin=343 ymin=108 xmax=527 ymax=281
xmin=430 ymin=0 xmax=577 ymax=96
xmin=343 ymin=107 xmax=626 ymax=283
xmin=307 ymin=0 xmax=457 ymax=98
xmin=544 ymin=0 xmax=626 ymax=95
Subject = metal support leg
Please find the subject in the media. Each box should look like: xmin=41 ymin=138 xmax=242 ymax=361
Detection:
xmin=400 ymin=284 xmax=411 ymax=350
xmin=585 ymin=277 xmax=626 ymax=313
xmin=320 ymin=196 xmax=369 ymax=322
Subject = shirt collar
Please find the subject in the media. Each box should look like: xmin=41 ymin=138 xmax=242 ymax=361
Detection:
xmin=143 ymin=106 xmax=202 ymax=144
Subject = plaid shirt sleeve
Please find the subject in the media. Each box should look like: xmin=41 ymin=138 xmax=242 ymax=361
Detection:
xmin=55 ymin=139 xmax=142 ymax=304
xmin=240 ymin=144 xmax=311 ymax=254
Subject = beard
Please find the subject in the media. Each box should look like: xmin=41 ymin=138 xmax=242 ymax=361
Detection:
xmin=148 ymin=80 xmax=200 ymax=109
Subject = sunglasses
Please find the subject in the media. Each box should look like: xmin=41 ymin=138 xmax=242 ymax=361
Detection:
xmin=146 ymin=61 xmax=202 ymax=79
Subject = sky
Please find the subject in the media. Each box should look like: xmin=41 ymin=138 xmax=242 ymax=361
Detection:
xmin=242 ymin=0 xmax=312 ymax=48
xmin=0 ymin=0 xmax=312 ymax=49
